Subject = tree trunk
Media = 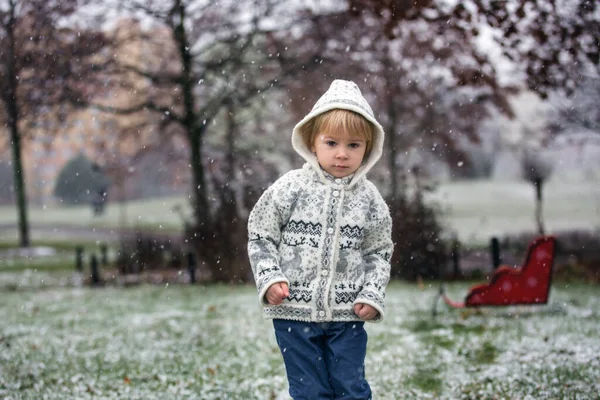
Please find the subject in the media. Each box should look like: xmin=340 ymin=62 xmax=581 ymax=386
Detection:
xmin=534 ymin=178 xmax=545 ymax=235
xmin=8 ymin=122 xmax=30 ymax=248
xmin=173 ymin=0 xmax=210 ymax=230
xmin=224 ymin=102 xmax=236 ymax=187
xmin=6 ymin=10 xmax=30 ymax=247
xmin=189 ymin=130 xmax=210 ymax=229
xmin=117 ymin=177 xmax=127 ymax=242
xmin=383 ymin=52 xmax=401 ymax=201
xmin=387 ymin=96 xmax=399 ymax=200
xmin=206 ymin=101 xmax=250 ymax=283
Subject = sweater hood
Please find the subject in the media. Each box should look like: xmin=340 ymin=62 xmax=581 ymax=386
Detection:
xmin=291 ymin=79 xmax=385 ymax=188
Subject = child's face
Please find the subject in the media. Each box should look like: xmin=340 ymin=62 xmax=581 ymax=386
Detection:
xmin=311 ymin=129 xmax=367 ymax=178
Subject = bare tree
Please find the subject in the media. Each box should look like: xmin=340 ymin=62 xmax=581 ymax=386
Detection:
xmin=299 ymin=4 xmax=516 ymax=195
xmin=349 ymin=0 xmax=599 ymax=99
xmin=79 ymin=0 xmax=329 ymax=281
xmin=547 ymin=73 xmax=600 ymax=136
xmin=0 ymin=0 xmax=109 ymax=247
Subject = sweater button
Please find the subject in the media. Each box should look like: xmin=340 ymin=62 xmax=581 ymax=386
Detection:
xmin=327 ymin=227 xmax=334 ymax=234
xmin=321 ymin=270 xmax=329 ymax=276
xmin=318 ymin=311 xmax=325 ymax=317
xmin=333 ymin=190 xmax=339 ymax=197
xmin=335 ymin=179 xmax=341 ymax=184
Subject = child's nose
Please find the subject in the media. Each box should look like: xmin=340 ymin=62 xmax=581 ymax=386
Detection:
xmin=336 ymin=148 xmax=348 ymax=158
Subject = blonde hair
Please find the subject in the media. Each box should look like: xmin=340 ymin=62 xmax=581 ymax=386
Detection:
xmin=301 ymin=109 xmax=375 ymax=159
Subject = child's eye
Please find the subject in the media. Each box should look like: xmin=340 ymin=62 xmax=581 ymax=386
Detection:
xmin=349 ymin=143 xmax=361 ymax=149
xmin=326 ymin=140 xmax=337 ymax=147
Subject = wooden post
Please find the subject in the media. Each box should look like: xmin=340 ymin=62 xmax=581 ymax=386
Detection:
xmin=90 ymin=254 xmax=101 ymax=286
xmin=75 ymin=246 xmax=84 ymax=272
xmin=100 ymin=243 xmax=108 ymax=266
xmin=117 ymin=247 xmax=130 ymax=275
xmin=451 ymin=237 xmax=461 ymax=278
xmin=534 ymin=177 xmax=545 ymax=235
xmin=490 ymin=237 xmax=501 ymax=269
xmin=187 ymin=252 xmax=196 ymax=284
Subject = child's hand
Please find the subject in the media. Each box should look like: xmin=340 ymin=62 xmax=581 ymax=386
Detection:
xmin=265 ymin=282 xmax=289 ymax=305
xmin=354 ymin=303 xmax=379 ymax=320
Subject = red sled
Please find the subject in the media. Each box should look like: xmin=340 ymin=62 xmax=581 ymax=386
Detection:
xmin=433 ymin=236 xmax=557 ymax=314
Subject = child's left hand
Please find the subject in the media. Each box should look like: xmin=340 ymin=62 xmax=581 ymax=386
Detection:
xmin=354 ymin=303 xmax=379 ymax=320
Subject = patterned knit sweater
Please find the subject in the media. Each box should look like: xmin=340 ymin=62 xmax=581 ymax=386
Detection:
xmin=247 ymin=163 xmax=393 ymax=322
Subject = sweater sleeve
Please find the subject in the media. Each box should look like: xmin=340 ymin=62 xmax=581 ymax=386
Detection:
xmin=247 ymin=177 xmax=291 ymax=307
xmin=354 ymin=190 xmax=393 ymax=322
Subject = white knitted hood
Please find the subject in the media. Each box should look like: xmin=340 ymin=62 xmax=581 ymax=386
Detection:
xmin=291 ymin=79 xmax=385 ymax=187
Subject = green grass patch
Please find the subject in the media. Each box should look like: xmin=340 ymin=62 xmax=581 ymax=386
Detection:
xmin=0 ymin=240 xmax=117 ymax=274
xmin=473 ymin=340 xmax=498 ymax=364
xmin=457 ymin=363 xmax=600 ymax=400
xmin=420 ymin=333 xmax=455 ymax=350
xmin=0 ymin=261 xmax=77 ymax=273
xmin=406 ymin=318 xmax=445 ymax=333
xmin=450 ymin=322 xmax=489 ymax=335
xmin=0 ymin=239 xmax=110 ymax=251
xmin=406 ymin=366 xmax=443 ymax=393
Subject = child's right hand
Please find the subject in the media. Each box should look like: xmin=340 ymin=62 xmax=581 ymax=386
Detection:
xmin=265 ymin=282 xmax=289 ymax=305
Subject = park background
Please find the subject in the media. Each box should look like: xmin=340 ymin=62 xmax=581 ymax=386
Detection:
xmin=1 ymin=0 xmax=599 ymax=399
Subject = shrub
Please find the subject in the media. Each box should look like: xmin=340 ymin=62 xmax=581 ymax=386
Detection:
xmin=116 ymin=231 xmax=186 ymax=273
xmin=389 ymin=189 xmax=448 ymax=281
xmin=186 ymin=186 xmax=252 ymax=284
xmin=54 ymin=154 xmax=110 ymax=205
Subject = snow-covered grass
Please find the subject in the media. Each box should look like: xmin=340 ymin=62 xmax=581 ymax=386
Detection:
xmin=1 ymin=281 xmax=599 ymax=399
xmin=428 ymin=179 xmax=600 ymax=245
xmin=0 ymin=195 xmax=190 ymax=238
xmin=1 ymin=179 xmax=598 ymax=246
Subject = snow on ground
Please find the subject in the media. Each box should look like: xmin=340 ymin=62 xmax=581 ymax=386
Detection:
xmin=0 ymin=281 xmax=599 ymax=399
xmin=1 ymin=179 xmax=599 ymax=245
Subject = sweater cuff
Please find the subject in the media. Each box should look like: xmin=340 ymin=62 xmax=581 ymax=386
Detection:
xmin=258 ymin=276 xmax=289 ymax=307
xmin=354 ymin=290 xmax=385 ymax=322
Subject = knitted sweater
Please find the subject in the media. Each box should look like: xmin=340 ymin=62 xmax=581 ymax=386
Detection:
xmin=247 ymin=163 xmax=393 ymax=322
xmin=248 ymin=80 xmax=394 ymax=322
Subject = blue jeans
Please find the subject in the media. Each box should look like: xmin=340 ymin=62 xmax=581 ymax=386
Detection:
xmin=272 ymin=319 xmax=372 ymax=400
